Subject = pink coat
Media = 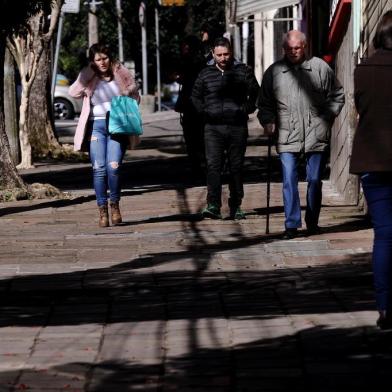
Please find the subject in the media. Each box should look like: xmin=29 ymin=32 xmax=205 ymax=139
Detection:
xmin=69 ymin=62 xmax=140 ymax=151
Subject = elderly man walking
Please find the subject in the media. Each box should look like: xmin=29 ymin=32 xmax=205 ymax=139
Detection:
xmin=258 ymin=30 xmax=345 ymax=239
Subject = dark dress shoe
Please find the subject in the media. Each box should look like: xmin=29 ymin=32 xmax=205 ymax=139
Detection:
xmin=282 ymin=228 xmax=298 ymax=240
xmin=306 ymin=225 xmax=321 ymax=236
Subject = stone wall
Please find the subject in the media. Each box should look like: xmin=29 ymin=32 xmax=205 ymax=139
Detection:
xmin=330 ymin=15 xmax=358 ymax=204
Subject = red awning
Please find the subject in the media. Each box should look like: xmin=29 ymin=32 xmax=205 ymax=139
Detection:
xmin=328 ymin=0 xmax=352 ymax=53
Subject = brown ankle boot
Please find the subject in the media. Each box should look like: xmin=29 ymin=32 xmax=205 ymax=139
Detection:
xmin=98 ymin=204 xmax=109 ymax=227
xmin=110 ymin=201 xmax=122 ymax=225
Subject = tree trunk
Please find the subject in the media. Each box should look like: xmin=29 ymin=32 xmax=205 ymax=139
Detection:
xmin=17 ymin=89 xmax=33 ymax=169
xmin=7 ymin=2 xmax=63 ymax=168
xmin=185 ymin=3 xmax=194 ymax=35
xmin=0 ymin=37 xmax=27 ymax=191
xmin=0 ymin=118 xmax=25 ymax=190
xmin=28 ymin=44 xmax=61 ymax=157
xmin=4 ymin=47 xmax=19 ymax=165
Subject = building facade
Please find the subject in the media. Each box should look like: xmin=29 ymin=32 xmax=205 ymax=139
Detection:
xmin=231 ymin=0 xmax=392 ymax=203
xmin=323 ymin=0 xmax=392 ymax=203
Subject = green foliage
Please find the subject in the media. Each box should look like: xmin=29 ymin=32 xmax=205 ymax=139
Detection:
xmin=0 ymin=0 xmax=53 ymax=34
xmin=186 ymin=0 xmax=225 ymax=35
xmin=59 ymin=10 xmax=88 ymax=80
xmin=59 ymin=0 xmax=225 ymax=88
xmin=0 ymin=187 xmax=30 ymax=202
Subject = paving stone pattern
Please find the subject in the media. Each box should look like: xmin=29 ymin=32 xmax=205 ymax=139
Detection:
xmin=0 ymin=113 xmax=390 ymax=391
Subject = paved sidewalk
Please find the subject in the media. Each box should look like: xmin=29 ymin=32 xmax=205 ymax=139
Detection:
xmin=0 ymin=112 xmax=389 ymax=392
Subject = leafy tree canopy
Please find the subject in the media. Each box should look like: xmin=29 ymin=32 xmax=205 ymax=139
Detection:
xmin=59 ymin=0 xmax=225 ymax=88
xmin=0 ymin=0 xmax=54 ymax=35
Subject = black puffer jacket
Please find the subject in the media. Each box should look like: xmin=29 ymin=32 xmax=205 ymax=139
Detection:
xmin=191 ymin=60 xmax=259 ymax=125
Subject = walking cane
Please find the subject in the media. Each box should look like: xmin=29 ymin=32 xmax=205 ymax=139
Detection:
xmin=266 ymin=135 xmax=272 ymax=234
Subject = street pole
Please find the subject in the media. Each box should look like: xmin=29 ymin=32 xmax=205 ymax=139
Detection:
xmin=116 ymin=0 xmax=124 ymax=63
xmin=51 ymin=11 xmax=64 ymax=101
xmin=88 ymin=0 xmax=99 ymax=47
xmin=266 ymin=135 xmax=272 ymax=235
xmin=52 ymin=1 xmax=81 ymax=101
xmin=139 ymin=1 xmax=148 ymax=95
xmin=155 ymin=7 xmax=161 ymax=111
xmin=242 ymin=17 xmax=249 ymax=64
xmin=224 ymin=0 xmax=234 ymax=43
xmin=254 ymin=12 xmax=262 ymax=84
xmin=233 ymin=24 xmax=241 ymax=60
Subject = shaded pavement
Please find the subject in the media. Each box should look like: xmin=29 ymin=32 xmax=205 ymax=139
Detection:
xmin=0 ymin=112 xmax=388 ymax=392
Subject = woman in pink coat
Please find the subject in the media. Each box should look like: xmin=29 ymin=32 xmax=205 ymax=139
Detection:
xmin=69 ymin=43 xmax=139 ymax=227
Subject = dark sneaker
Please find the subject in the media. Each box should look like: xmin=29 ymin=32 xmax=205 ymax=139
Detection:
xmin=230 ymin=207 xmax=246 ymax=220
xmin=201 ymin=204 xmax=221 ymax=219
xmin=282 ymin=228 xmax=298 ymax=240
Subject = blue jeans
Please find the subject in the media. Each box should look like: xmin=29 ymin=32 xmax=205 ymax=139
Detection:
xmin=361 ymin=172 xmax=392 ymax=312
xmin=89 ymin=119 xmax=127 ymax=207
xmin=280 ymin=152 xmax=326 ymax=229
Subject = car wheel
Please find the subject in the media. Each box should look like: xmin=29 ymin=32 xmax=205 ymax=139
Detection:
xmin=54 ymin=98 xmax=75 ymax=120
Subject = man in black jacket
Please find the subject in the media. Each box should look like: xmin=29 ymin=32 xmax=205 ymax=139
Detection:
xmin=191 ymin=37 xmax=259 ymax=219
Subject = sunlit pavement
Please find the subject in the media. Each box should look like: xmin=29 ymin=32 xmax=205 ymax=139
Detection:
xmin=1 ymin=112 xmax=388 ymax=391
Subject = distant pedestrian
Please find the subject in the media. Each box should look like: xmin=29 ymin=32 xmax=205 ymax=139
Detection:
xmin=69 ymin=43 xmax=139 ymax=227
xmin=257 ymin=30 xmax=345 ymax=239
xmin=350 ymin=11 xmax=392 ymax=330
xmin=200 ymin=23 xmax=218 ymax=63
xmin=192 ymin=37 xmax=259 ymax=220
xmin=175 ymin=35 xmax=206 ymax=179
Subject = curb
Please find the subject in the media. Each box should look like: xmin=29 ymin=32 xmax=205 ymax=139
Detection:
xmin=141 ymin=110 xmax=180 ymax=124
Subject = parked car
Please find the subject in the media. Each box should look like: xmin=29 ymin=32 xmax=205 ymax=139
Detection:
xmin=53 ymin=74 xmax=82 ymax=120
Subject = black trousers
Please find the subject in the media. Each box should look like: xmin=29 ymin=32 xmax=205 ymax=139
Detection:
xmin=204 ymin=124 xmax=248 ymax=208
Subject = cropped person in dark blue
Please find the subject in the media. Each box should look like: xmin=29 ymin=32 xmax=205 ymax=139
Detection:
xmin=350 ymin=11 xmax=392 ymax=330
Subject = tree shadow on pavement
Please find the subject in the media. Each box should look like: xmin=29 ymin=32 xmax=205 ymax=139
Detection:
xmin=2 ymin=321 xmax=392 ymax=392
xmin=0 ymin=182 xmax=380 ymax=390
xmin=0 ymin=186 xmax=175 ymax=218
xmin=10 ymin=153 xmax=277 ymax=217
xmin=0 ymin=253 xmax=390 ymax=391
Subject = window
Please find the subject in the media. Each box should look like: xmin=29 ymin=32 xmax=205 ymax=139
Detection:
xmin=353 ymin=0 xmax=362 ymax=56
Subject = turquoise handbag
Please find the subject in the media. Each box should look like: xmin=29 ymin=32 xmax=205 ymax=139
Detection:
xmin=108 ymin=96 xmax=143 ymax=135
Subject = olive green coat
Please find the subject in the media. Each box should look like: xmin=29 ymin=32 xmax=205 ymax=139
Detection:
xmin=257 ymin=57 xmax=345 ymax=153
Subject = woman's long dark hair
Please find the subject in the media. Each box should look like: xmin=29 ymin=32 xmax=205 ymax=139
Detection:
xmin=88 ymin=43 xmax=115 ymax=78
xmin=373 ymin=10 xmax=392 ymax=50
xmin=88 ymin=43 xmax=115 ymax=62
